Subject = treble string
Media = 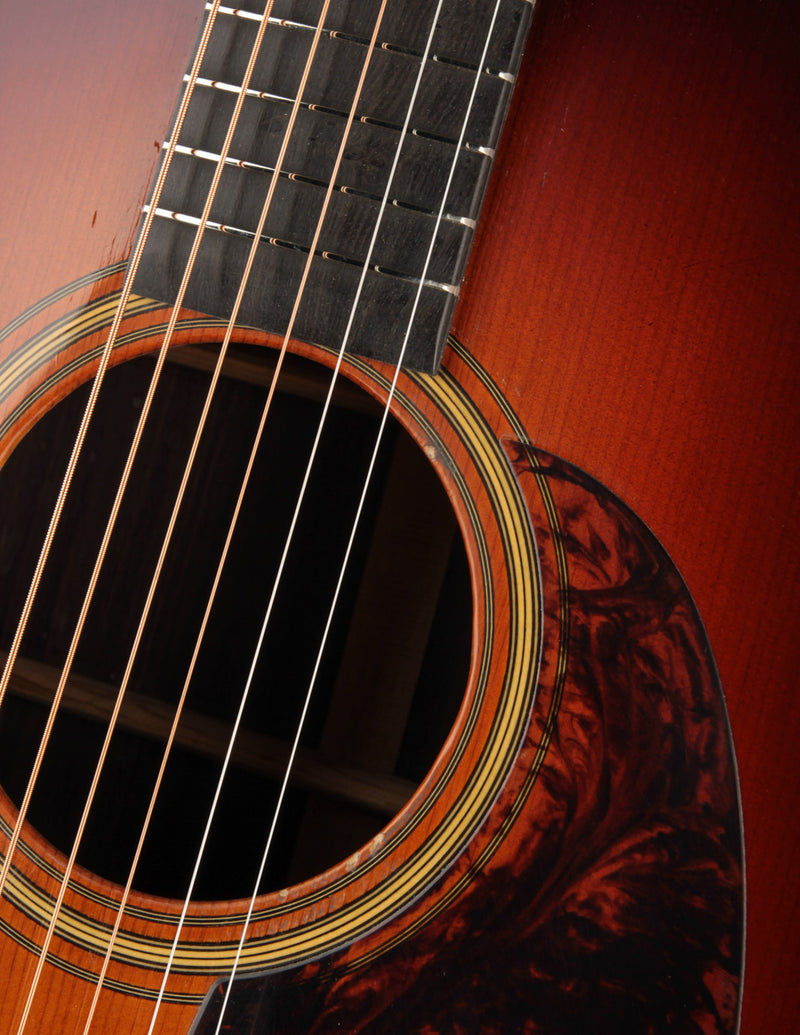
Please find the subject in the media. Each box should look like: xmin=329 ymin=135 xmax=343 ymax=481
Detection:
xmin=80 ymin=2 xmax=336 ymax=1030
xmin=0 ymin=1 xmax=224 ymax=721
xmin=146 ymin=0 xmax=502 ymax=1025
xmin=144 ymin=1 xmax=402 ymax=1028
xmin=211 ymin=1 xmax=508 ymax=1026
xmin=10 ymin=1 xmax=296 ymax=1030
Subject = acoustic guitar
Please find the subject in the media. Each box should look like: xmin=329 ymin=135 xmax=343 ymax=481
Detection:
xmin=0 ymin=0 xmax=796 ymax=1031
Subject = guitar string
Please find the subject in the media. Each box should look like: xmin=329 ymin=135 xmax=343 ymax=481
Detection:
xmin=1 ymin=0 xmax=279 ymax=907
xmin=0 ymin=0 xmax=233 ymax=900
xmin=210 ymin=3 xmax=506 ymax=1027
xmin=9 ymin=0 xmax=392 ymax=1023
xmin=79 ymin=1 xmax=338 ymax=1028
xmin=144 ymin=0 xmax=454 ymax=1027
xmin=12 ymin=0 xmax=496 ymax=1026
xmin=147 ymin=0 xmax=509 ymax=1026
xmin=8 ymin=0 xmax=316 ymax=1028
xmin=82 ymin=0 xmax=407 ymax=1027
xmin=0 ymin=0 xmax=224 ymax=721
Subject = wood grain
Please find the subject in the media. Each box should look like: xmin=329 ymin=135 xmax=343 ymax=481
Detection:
xmin=453 ymin=1 xmax=800 ymax=1030
xmin=0 ymin=0 xmax=796 ymax=1031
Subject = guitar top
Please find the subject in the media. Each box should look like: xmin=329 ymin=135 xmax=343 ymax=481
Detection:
xmin=0 ymin=0 xmax=797 ymax=1031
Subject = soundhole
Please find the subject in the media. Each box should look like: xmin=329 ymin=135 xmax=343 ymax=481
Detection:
xmin=0 ymin=343 xmax=471 ymax=901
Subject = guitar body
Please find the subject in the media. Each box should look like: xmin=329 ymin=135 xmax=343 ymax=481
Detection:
xmin=0 ymin=0 xmax=796 ymax=1031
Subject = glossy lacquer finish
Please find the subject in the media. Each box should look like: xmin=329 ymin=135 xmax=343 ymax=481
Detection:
xmin=191 ymin=433 xmax=742 ymax=1033
xmin=0 ymin=0 xmax=797 ymax=1032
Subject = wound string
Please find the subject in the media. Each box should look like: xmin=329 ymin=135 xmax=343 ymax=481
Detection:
xmin=210 ymin=3 xmax=507 ymax=1028
xmin=10 ymin=1 xmax=306 ymax=1029
xmin=79 ymin=2 xmax=335 ymax=1027
xmin=0 ymin=1 xmax=224 ymax=721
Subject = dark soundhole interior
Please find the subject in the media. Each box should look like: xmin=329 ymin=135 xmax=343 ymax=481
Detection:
xmin=0 ymin=343 xmax=471 ymax=901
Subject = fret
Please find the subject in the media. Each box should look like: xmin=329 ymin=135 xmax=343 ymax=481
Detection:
xmin=138 ymin=212 xmax=463 ymax=370
xmin=219 ymin=0 xmax=530 ymax=70
xmin=164 ymin=141 xmax=477 ymax=227
xmin=199 ymin=10 xmax=512 ymax=143
xmin=145 ymin=204 xmax=461 ymax=296
xmin=196 ymin=36 xmax=510 ymax=146
xmin=155 ymin=151 xmax=470 ymax=282
xmin=181 ymin=75 xmax=469 ymax=151
xmin=175 ymin=88 xmax=491 ymax=215
xmin=133 ymin=0 xmax=534 ymax=372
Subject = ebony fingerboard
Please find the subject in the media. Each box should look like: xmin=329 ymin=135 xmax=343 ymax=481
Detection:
xmin=132 ymin=0 xmax=534 ymax=372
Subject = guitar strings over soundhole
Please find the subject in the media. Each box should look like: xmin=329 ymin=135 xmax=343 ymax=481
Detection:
xmin=0 ymin=344 xmax=471 ymax=901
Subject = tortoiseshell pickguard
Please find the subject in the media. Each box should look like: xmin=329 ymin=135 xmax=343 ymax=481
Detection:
xmin=193 ymin=445 xmax=743 ymax=1034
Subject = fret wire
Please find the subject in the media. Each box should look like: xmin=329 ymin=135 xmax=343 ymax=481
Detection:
xmin=144 ymin=203 xmax=460 ymax=291
xmin=209 ymin=1 xmax=512 ymax=72
xmin=209 ymin=2 xmax=496 ymax=69
xmin=136 ymin=3 xmax=528 ymax=367
xmin=0 ymin=2 xmax=226 ymax=727
xmin=183 ymin=72 xmax=478 ymax=147
xmin=162 ymin=141 xmax=478 ymax=226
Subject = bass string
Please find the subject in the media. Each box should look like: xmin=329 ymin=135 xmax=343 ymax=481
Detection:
xmin=44 ymin=0 xmax=397 ymax=1029
xmin=153 ymin=2 xmax=509 ymax=1031
xmin=0 ymin=0 xmax=235 ymax=900
xmin=0 ymin=0 xmax=225 ymax=720
xmin=12 ymin=0 xmax=494 ymax=1025
xmin=78 ymin=1 xmax=340 ymax=1028
xmin=143 ymin=0 xmax=403 ymax=1026
xmin=3 ymin=0 xmax=280 ymax=918
xmin=77 ymin=0 xmax=333 ymax=1026
xmin=8 ymin=0 xmax=318 ymax=1029
xmin=208 ymin=3 xmax=509 ymax=1028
